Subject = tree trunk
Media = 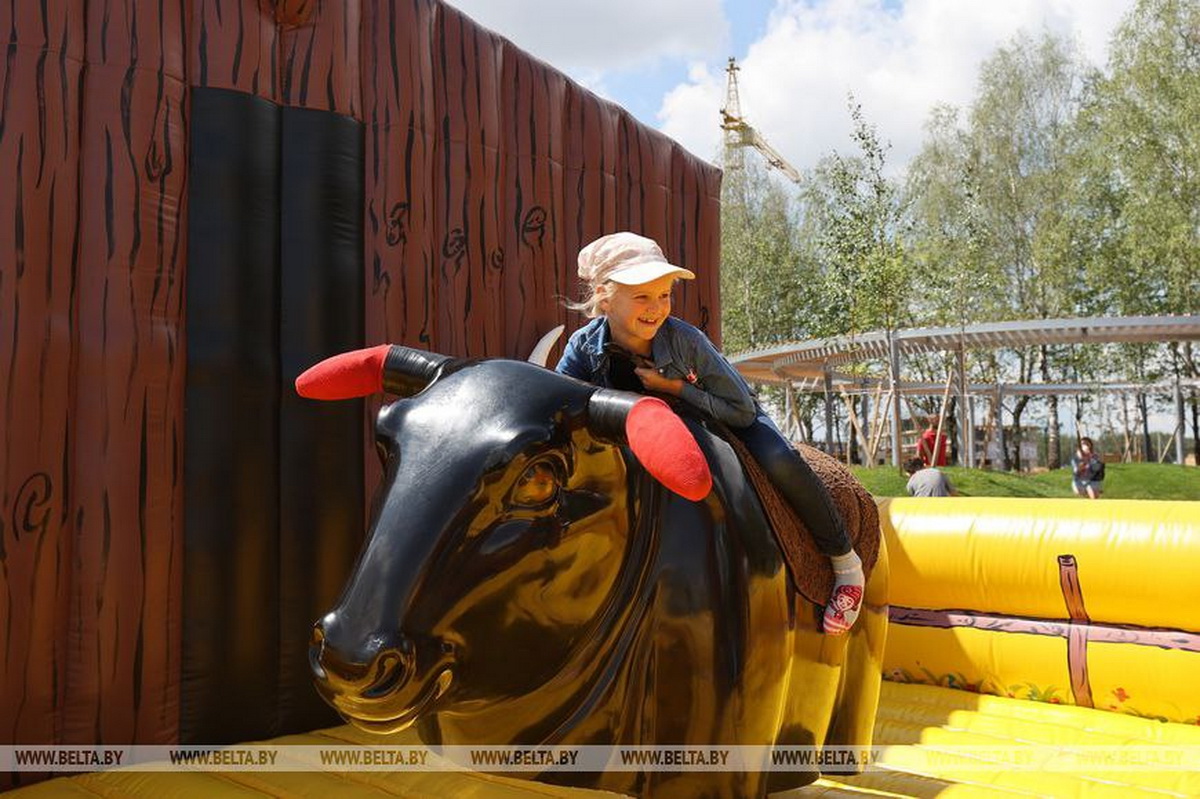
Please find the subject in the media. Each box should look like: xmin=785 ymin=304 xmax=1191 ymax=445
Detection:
xmin=1041 ymin=345 xmax=1061 ymax=469
xmin=1120 ymin=393 xmax=1133 ymax=462
xmin=848 ymin=406 xmax=860 ymax=465
xmin=1183 ymin=344 xmax=1198 ymax=465
xmin=1138 ymin=392 xmax=1152 ymax=464
xmin=997 ymin=394 xmax=1010 ymax=471
xmin=946 ymin=396 xmax=959 ymax=465
xmin=1191 ymin=388 xmax=1198 ymax=466
xmin=1010 ymin=395 xmax=1031 ymax=472
xmin=1046 ymin=395 xmax=1061 ymax=469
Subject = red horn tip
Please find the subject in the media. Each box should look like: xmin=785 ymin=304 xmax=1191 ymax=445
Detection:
xmin=625 ymin=397 xmax=713 ymax=502
xmin=295 ymin=344 xmax=391 ymax=400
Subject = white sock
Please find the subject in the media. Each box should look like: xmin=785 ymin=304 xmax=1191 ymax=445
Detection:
xmin=823 ymin=550 xmax=864 ymax=635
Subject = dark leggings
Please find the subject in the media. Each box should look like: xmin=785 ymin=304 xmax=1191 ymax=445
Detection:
xmin=733 ymin=414 xmax=852 ymax=557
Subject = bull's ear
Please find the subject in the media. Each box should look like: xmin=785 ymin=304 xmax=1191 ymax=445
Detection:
xmin=295 ymin=345 xmax=454 ymax=400
xmin=586 ymin=390 xmax=713 ymax=502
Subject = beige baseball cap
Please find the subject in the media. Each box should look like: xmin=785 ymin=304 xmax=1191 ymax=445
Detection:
xmin=577 ymin=232 xmax=696 ymax=286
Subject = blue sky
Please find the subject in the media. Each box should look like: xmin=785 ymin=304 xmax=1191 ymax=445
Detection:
xmin=446 ymin=0 xmax=1136 ymax=174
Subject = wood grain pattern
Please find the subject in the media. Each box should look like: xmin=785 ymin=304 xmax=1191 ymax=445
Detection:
xmin=0 ymin=1 xmax=85 ymax=764
xmin=279 ymin=0 xmax=361 ymax=116
xmin=191 ymin=0 xmax=279 ymax=99
xmin=69 ymin=0 xmax=188 ymax=746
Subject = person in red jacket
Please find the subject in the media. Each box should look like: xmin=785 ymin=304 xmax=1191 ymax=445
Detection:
xmin=918 ymin=415 xmax=949 ymax=467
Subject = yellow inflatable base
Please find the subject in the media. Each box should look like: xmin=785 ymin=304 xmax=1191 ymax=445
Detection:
xmin=787 ymin=681 xmax=1200 ymax=799
xmin=11 ymin=681 xmax=1199 ymax=798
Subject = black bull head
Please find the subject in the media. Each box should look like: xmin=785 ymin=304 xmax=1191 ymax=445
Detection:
xmin=297 ymin=345 xmax=885 ymax=798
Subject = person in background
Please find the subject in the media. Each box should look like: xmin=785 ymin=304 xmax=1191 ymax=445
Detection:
xmin=1070 ymin=436 xmax=1105 ymax=499
xmin=556 ymin=231 xmax=866 ymax=635
xmin=904 ymin=457 xmax=956 ymax=497
xmin=917 ymin=415 xmax=949 ymax=467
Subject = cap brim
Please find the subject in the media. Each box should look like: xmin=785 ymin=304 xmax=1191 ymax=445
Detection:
xmin=606 ymin=262 xmax=696 ymax=285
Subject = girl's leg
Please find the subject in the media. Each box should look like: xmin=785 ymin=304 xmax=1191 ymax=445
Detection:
xmin=734 ymin=415 xmax=863 ymax=635
xmin=734 ymin=415 xmax=852 ymax=556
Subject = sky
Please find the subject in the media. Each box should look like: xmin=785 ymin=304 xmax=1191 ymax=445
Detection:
xmin=443 ymin=0 xmax=1136 ymax=175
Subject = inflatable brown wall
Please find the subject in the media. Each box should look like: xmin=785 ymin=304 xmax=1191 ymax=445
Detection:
xmin=0 ymin=0 xmax=721 ymax=786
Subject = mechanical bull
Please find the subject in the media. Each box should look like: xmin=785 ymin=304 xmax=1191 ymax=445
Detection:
xmin=296 ymin=344 xmax=887 ymax=799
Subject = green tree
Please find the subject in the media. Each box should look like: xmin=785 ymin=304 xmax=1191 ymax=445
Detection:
xmin=797 ymin=98 xmax=912 ymax=464
xmin=965 ymin=31 xmax=1090 ymax=469
xmin=1087 ymin=0 xmax=1200 ymax=317
xmin=1080 ymin=0 xmax=1200 ymax=460
xmin=905 ymin=106 xmax=1009 ymax=464
xmin=809 ymin=97 xmax=911 ymax=339
xmin=906 ymin=105 xmax=1003 ymax=328
xmin=720 ymin=160 xmax=812 ymax=353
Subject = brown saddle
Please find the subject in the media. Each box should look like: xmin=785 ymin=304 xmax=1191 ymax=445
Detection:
xmin=711 ymin=424 xmax=881 ymax=607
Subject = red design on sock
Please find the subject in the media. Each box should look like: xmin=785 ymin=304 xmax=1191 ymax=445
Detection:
xmin=824 ymin=583 xmax=863 ymax=632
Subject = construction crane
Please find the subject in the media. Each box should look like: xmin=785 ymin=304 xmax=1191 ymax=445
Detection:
xmin=720 ymin=57 xmax=801 ymax=183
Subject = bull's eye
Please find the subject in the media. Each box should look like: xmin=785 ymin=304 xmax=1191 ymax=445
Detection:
xmin=511 ymin=461 xmax=560 ymax=508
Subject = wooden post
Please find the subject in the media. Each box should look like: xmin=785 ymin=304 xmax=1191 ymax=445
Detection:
xmin=1058 ymin=555 xmax=1094 ymax=709
xmin=1158 ymin=421 xmax=1183 ymax=464
xmin=864 ymin=388 xmax=873 ymax=463
xmin=823 ymin=365 xmax=834 ymax=455
xmin=889 ymin=331 xmax=903 ymax=469
xmin=933 ymin=368 xmax=954 ymax=466
xmin=868 ymin=385 xmax=890 ymax=464
xmin=843 ymin=393 xmax=870 ymax=463
xmin=784 ymin=382 xmax=795 ymax=441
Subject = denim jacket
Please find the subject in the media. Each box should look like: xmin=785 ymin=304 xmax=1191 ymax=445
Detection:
xmin=555 ymin=316 xmax=759 ymax=429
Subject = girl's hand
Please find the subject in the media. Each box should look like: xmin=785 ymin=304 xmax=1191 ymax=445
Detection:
xmin=635 ymin=367 xmax=684 ymax=397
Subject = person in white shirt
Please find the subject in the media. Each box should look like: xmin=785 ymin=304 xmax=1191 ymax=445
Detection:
xmin=904 ymin=457 xmax=956 ymax=497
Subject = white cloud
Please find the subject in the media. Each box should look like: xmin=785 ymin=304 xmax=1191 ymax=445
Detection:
xmin=443 ymin=0 xmax=728 ymax=79
xmin=659 ymin=63 xmax=726 ymax=163
xmin=659 ymin=0 xmax=1135 ymax=173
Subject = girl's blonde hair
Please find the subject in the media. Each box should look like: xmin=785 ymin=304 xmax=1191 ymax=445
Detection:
xmin=565 ymin=280 xmax=615 ymax=319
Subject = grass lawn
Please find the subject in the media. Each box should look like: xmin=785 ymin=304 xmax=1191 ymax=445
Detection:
xmin=849 ymin=462 xmax=1200 ymax=501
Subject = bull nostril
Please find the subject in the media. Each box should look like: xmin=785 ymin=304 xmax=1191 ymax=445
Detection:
xmin=362 ymin=647 xmax=412 ymax=699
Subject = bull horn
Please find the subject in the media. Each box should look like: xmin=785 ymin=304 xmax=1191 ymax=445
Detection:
xmin=587 ymin=390 xmax=713 ymax=502
xmin=527 ymin=324 xmax=565 ymax=367
xmin=296 ymin=345 xmax=454 ymax=400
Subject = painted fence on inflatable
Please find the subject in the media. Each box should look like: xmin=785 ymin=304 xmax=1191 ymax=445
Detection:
xmin=880 ymin=497 xmax=1200 ymax=727
xmin=0 ymin=0 xmax=721 ymax=789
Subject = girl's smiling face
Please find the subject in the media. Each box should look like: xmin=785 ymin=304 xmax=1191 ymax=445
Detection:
xmin=598 ymin=274 xmax=676 ymax=355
